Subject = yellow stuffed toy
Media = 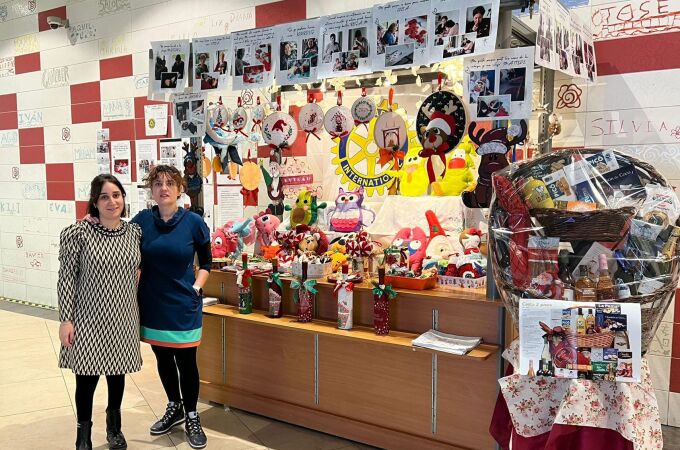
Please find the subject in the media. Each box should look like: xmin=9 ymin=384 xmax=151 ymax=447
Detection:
xmin=431 ymin=136 xmax=476 ymax=196
xmin=325 ymin=241 xmax=349 ymax=272
xmin=387 ymin=143 xmax=429 ymax=197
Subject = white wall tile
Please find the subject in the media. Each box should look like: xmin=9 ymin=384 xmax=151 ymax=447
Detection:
xmin=668 ymin=392 xmax=680 ymax=427
xmin=41 ymin=39 xmax=99 ymax=69
xmin=22 ymin=200 xmax=48 ymax=217
xmin=19 ymin=165 xmax=46 ymax=182
xmin=585 ymin=107 xmax=680 ymax=146
xmin=99 ymin=33 xmax=133 ymax=59
xmin=23 ymin=216 xmax=49 ymax=234
xmin=3 ymin=281 xmax=26 ymax=301
xmin=0 ymin=216 xmax=23 ymax=233
xmin=66 ymin=0 xmax=101 ymax=24
xmin=49 ymin=236 xmax=60 ymax=254
xmin=2 ymin=249 xmax=26 ymax=267
xmin=647 ymin=354 xmax=671 ymax=391
xmin=101 ymin=98 xmax=134 ymax=121
xmin=25 ymin=285 xmax=53 ymax=306
xmin=649 ymin=322 xmax=673 ymax=358
xmin=75 ymin=181 xmax=91 ymax=201
xmin=131 ymin=51 xmax=148 ymax=75
xmin=101 ymin=77 xmax=135 ymax=101
xmin=0 ymin=147 xmax=20 ymax=165
xmin=74 ymin=161 xmax=98 ymax=182
xmin=67 ymin=61 xmax=100 ymax=85
xmin=0 ymin=74 xmax=18 ymax=95
xmin=664 ymin=299 xmax=675 ymax=324
xmin=45 ymin=143 xmax=74 ymax=163
xmin=25 ymin=249 xmax=51 ymax=272
xmin=17 ymin=86 xmax=70 ymax=110
xmin=21 ymin=181 xmax=47 ymax=200
xmin=47 ymin=201 xmax=76 ymax=220
xmin=38 ymin=29 xmax=71 ymax=52
xmin=3 ymin=21 xmax=39 ymax=45
xmin=656 ymin=390 xmax=669 ymax=425
xmin=25 ymin=268 xmax=53 ymax=289
xmin=19 ymin=106 xmax=72 ymax=128
xmin=47 ymin=218 xmax=75 ymax=237
xmin=22 ymin=233 xmax=50 ymax=252
xmin=0 ymin=181 xmax=23 ymax=199
xmin=12 ymin=71 xmax=43 ymax=93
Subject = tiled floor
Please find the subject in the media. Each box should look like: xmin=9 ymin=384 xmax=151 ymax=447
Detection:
xmin=0 ymin=301 xmax=377 ymax=450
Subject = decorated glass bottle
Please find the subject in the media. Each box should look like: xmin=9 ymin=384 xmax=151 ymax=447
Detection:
xmin=238 ymin=253 xmax=253 ymax=314
xmin=373 ymin=267 xmax=395 ymax=336
xmin=267 ymin=258 xmax=283 ymax=318
xmin=296 ymin=261 xmax=314 ymax=323
xmin=336 ymin=264 xmax=354 ymax=330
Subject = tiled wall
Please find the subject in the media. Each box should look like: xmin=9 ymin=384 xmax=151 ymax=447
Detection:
xmin=0 ymin=0 xmax=679 ymax=426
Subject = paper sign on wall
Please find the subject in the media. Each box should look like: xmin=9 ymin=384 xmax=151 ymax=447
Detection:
xmin=192 ymin=35 xmax=232 ymax=93
xmin=172 ymin=92 xmax=207 ymax=138
xmin=150 ymin=40 xmax=190 ymax=95
xmin=144 ymin=104 xmax=168 ymax=136
xmin=232 ymin=26 xmax=277 ymax=90
xmin=428 ymin=0 xmax=500 ymax=63
xmin=111 ymin=140 xmax=132 ymax=184
xmin=275 ymin=18 xmax=321 ymax=86
xmin=159 ymin=138 xmax=184 ymax=170
xmin=135 ymin=139 xmax=157 ymax=180
xmin=371 ymin=0 xmax=431 ymax=71
xmin=217 ymin=185 xmax=244 ymax=225
xmin=318 ymin=9 xmax=374 ymax=79
xmin=464 ymin=47 xmax=535 ymax=121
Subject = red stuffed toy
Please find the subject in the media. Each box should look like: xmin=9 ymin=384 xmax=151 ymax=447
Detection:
xmin=392 ymin=227 xmax=428 ymax=272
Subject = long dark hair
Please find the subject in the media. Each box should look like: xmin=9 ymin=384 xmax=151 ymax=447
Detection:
xmin=88 ymin=174 xmax=126 ymax=218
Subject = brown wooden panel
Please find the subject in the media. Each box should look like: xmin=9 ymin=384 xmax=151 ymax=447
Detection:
xmin=226 ymin=319 xmax=315 ymax=407
xmin=436 ymin=356 xmax=498 ymax=450
xmin=317 ymin=335 xmax=432 ymax=438
xmin=197 ymin=315 xmax=223 ymax=385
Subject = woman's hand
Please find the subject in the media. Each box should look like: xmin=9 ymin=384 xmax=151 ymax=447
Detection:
xmin=82 ymin=213 xmax=100 ymax=224
xmin=59 ymin=321 xmax=75 ymax=347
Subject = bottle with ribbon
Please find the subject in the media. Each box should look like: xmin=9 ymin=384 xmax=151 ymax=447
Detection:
xmin=292 ymin=261 xmax=317 ymax=323
xmin=237 ymin=253 xmax=253 ymax=314
xmin=267 ymin=258 xmax=284 ymax=318
xmin=335 ymin=264 xmax=354 ymax=330
xmin=372 ymin=267 xmax=397 ymax=336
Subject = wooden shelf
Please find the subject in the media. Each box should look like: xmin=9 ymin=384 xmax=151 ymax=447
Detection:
xmin=203 ymin=304 xmax=499 ymax=361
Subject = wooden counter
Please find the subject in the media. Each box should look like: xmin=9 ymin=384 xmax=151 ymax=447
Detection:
xmin=198 ymin=270 xmax=506 ymax=450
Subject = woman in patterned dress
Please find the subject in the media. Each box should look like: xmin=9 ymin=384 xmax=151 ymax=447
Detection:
xmin=58 ymin=174 xmax=142 ymax=450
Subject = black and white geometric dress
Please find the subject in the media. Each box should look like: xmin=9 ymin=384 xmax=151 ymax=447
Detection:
xmin=58 ymin=221 xmax=143 ymax=376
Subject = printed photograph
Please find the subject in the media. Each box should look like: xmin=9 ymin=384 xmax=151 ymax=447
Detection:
xmin=302 ymin=37 xmax=319 ymax=66
xmin=200 ymin=72 xmax=219 ymax=90
xmin=138 ymin=159 xmax=152 ymax=176
xmin=322 ymin=31 xmax=343 ymax=63
xmin=461 ymin=33 xmax=476 ymax=54
xmin=191 ymin=100 xmax=205 ymax=123
xmin=499 ymin=67 xmax=526 ymax=102
xmin=175 ymin=102 xmax=190 ymax=122
xmin=434 ymin=10 xmax=460 ymax=46
xmin=170 ymin=54 xmax=185 ymax=79
xmin=194 ymin=52 xmax=210 ymax=79
xmin=214 ymin=50 xmax=229 ymax=74
xmin=331 ymin=51 xmax=359 ymax=72
xmin=113 ymin=159 xmax=129 ymax=175
xmin=280 ymin=41 xmax=298 ymax=71
xmin=154 ymin=56 xmax=168 ymax=80
xmin=160 ymin=146 xmax=177 ymax=159
xmin=254 ymin=44 xmax=272 ymax=72
xmin=466 ymin=4 xmax=492 ymax=38
xmin=537 ymin=15 xmax=553 ymax=62
xmin=376 ymin=20 xmax=399 ymax=55
xmin=348 ymin=27 xmax=369 ymax=58
xmin=234 ymin=47 xmax=248 ymax=76
xmin=160 ymin=72 xmax=178 ymax=89
xmin=403 ymin=16 xmax=428 ymax=49
xmin=97 ymin=142 xmax=110 ymax=154
xmin=477 ymin=94 xmax=511 ymax=118
xmin=97 ymin=129 xmax=109 ymax=142
xmin=384 ymin=42 xmax=413 ymax=67
xmin=559 ymin=49 xmax=569 ymax=71
xmin=243 ymin=64 xmax=265 ymax=84
xmin=287 ymin=58 xmax=311 ymax=80
xmin=469 ymin=69 xmax=495 ymax=103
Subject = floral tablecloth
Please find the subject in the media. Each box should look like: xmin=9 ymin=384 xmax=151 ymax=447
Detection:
xmin=496 ymin=340 xmax=662 ymax=450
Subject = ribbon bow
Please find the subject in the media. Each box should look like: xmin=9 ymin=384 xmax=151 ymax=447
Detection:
xmin=378 ymin=147 xmax=405 ymax=168
xmin=268 ymin=272 xmax=283 ymax=289
xmin=371 ymin=282 xmax=397 ymax=300
xmin=236 ymin=269 xmax=252 ymax=289
xmin=291 ymin=279 xmax=318 ymax=302
xmin=334 ymin=280 xmax=355 ymax=294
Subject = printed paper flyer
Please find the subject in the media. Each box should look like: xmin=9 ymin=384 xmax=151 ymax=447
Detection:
xmin=232 ymin=26 xmax=277 ymax=90
xmin=318 ymin=8 xmax=374 ymax=79
xmin=464 ymin=47 xmax=534 ymax=120
xmin=371 ymin=0 xmax=431 ymax=71
xmin=150 ymin=40 xmax=190 ymax=95
xmin=172 ymin=92 xmax=207 ymax=138
xmin=110 ymin=140 xmax=132 ymax=184
xmin=275 ymin=18 xmax=321 ymax=86
xmin=192 ymin=35 xmax=232 ymax=93
xmin=135 ymin=139 xmax=157 ymax=180
xmin=144 ymin=104 xmax=168 ymax=136
xmin=519 ymin=299 xmax=641 ymax=383
xmin=428 ymin=0 xmax=500 ymax=62
xmin=159 ymin=138 xmax=184 ymax=170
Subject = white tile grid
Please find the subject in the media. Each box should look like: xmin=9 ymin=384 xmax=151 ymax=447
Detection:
xmin=74 ymin=160 xmax=99 ymax=182
xmin=648 ymin=354 xmax=672 ymax=392
xmin=18 ymin=164 xmax=46 ymax=182
xmin=10 ymin=71 xmax=43 ymax=94
xmin=1 ymin=216 xmax=23 ymax=233
xmin=657 ymin=389 xmax=670 ymax=425
xmin=0 ymin=181 xmax=23 ymax=199
xmin=66 ymin=60 xmax=101 ymax=85
xmin=17 ymin=85 xmax=71 ymax=110
xmin=19 ymin=105 xmax=72 ymax=128
xmin=2 ymin=281 xmax=27 ymax=301
xmin=22 ymin=199 xmax=48 ymax=217
xmin=99 ymin=32 xmax=134 ymax=60
xmin=47 ymin=200 xmax=76 ymax=220
xmin=0 ymin=17 xmax=39 ymax=42
xmin=41 ymin=39 xmax=100 ymax=70
xmin=44 ymin=143 xmax=74 ymax=164
xmin=669 ymin=392 xmax=680 ymax=427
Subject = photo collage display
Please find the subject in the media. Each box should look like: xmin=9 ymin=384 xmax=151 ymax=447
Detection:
xmin=192 ymin=35 xmax=231 ymax=92
xmin=276 ymin=19 xmax=321 ymax=85
xmin=372 ymin=0 xmax=432 ymax=70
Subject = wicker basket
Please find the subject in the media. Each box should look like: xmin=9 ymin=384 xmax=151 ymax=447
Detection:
xmin=566 ymin=332 xmax=615 ymax=348
xmin=489 ymin=148 xmax=680 ymax=355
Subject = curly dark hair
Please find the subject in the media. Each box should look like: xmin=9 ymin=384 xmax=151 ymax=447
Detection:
xmin=143 ymin=164 xmax=186 ymax=198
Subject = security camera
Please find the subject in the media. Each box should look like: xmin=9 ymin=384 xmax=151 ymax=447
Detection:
xmin=46 ymin=16 xmax=69 ymax=30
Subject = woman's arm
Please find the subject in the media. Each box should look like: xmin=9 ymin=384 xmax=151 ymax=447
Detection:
xmin=57 ymin=225 xmax=82 ymax=346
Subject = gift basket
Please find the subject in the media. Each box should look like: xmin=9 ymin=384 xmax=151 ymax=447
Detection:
xmin=489 ymin=149 xmax=680 ymax=354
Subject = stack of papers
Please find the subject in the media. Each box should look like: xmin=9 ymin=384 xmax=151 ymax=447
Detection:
xmin=202 ymin=297 xmax=219 ymax=306
xmin=411 ymin=330 xmax=482 ymax=355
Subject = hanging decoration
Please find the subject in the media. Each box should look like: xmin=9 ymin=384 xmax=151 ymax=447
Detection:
xmin=298 ymin=93 xmax=325 ymax=142
xmin=239 ymin=149 xmax=261 ymax=207
xmin=251 ymin=97 xmax=265 ymax=132
xmin=262 ymin=95 xmax=298 ymax=153
xmin=324 ymin=90 xmax=354 ymax=139
xmin=351 ymin=88 xmax=377 ymax=129
xmin=416 ymin=79 xmax=467 ymax=183
xmin=374 ymin=88 xmax=407 ymax=171
xmin=204 ymin=97 xmax=243 ymax=174
xmin=231 ymin=97 xmax=249 ymax=137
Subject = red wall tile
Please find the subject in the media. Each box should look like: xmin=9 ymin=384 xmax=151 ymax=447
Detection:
xmin=100 ymin=55 xmax=133 ymax=80
xmin=0 ymin=93 xmax=17 ymax=113
xmin=134 ymin=117 xmax=171 ymax=140
xmin=19 ymin=128 xmax=44 ymax=147
xmin=71 ymin=102 xmax=101 ymax=124
xmin=46 ymin=163 xmax=74 ymax=182
xmin=38 ymin=6 xmax=67 ymax=32
xmin=255 ymin=0 xmax=305 ymax=27
xmin=20 ymin=145 xmax=45 ymax=164
xmin=15 ymin=52 xmax=41 ymax=74
xmin=596 ymin=34 xmax=680 ymax=76
xmin=671 ymin=357 xmax=680 ymax=393
xmin=76 ymin=201 xmax=90 ymax=220
xmin=102 ymin=119 xmax=135 ymax=141
xmin=47 ymin=182 xmax=75 ymax=200
xmin=70 ymin=81 xmax=100 ymax=104
xmin=134 ymin=96 xmax=171 ymax=119
xmin=0 ymin=111 xmax=18 ymax=130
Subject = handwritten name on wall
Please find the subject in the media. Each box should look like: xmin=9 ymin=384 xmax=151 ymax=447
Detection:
xmin=42 ymin=67 xmax=70 ymax=89
xmin=592 ymin=0 xmax=680 ymax=41
xmin=99 ymin=0 xmax=131 ymax=16
xmin=585 ymin=108 xmax=680 ymax=145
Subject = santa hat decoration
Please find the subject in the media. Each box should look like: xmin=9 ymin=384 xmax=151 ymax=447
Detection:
xmin=425 ymin=210 xmax=446 ymax=239
xmin=426 ymin=111 xmax=456 ymax=136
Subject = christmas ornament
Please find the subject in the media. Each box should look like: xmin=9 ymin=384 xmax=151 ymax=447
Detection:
xmin=251 ymin=97 xmax=265 ymax=132
xmin=416 ymin=85 xmax=467 ymax=184
xmin=205 ymin=97 xmax=237 ymax=147
xmin=263 ymin=95 xmax=298 ymax=152
xmin=463 ymin=120 xmax=528 ymax=208
xmin=374 ymin=88 xmax=407 ymax=171
xmin=267 ymin=258 xmax=284 ymax=318
xmin=351 ymin=88 xmax=376 ymax=129
xmin=239 ymin=149 xmax=261 ymax=207
xmin=299 ymin=93 xmax=324 ymax=142
xmin=324 ymin=90 xmax=353 ymax=139
xmin=231 ymin=97 xmax=249 ymax=137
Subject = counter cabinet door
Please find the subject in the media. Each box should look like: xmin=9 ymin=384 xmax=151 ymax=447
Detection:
xmin=197 ymin=315 xmax=226 ymax=385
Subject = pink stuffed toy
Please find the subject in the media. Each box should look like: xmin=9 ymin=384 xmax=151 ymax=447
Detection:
xmin=211 ymin=229 xmax=230 ymax=258
xmin=392 ymin=227 xmax=428 ymax=272
xmin=253 ymin=209 xmax=281 ymax=248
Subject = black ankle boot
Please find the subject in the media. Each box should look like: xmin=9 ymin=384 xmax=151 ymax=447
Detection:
xmin=106 ymin=409 xmax=127 ymax=450
xmin=75 ymin=421 xmax=92 ymax=450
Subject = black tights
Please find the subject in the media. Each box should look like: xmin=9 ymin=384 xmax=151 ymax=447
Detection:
xmin=75 ymin=374 xmax=125 ymax=422
xmin=151 ymin=345 xmax=200 ymax=413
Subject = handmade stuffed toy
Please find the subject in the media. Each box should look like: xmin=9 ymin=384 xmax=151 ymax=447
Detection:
xmin=285 ymin=188 xmax=327 ymax=228
xmin=386 ymin=144 xmax=429 ymax=197
xmin=392 ymin=227 xmax=428 ymax=272
xmin=422 ymin=210 xmax=458 ymax=271
xmin=183 ymin=142 xmax=202 ymax=213
xmin=260 ymin=153 xmax=284 ymax=202
xmin=210 ymin=218 xmax=256 ymax=259
xmin=253 ymin=209 xmax=281 ymax=257
xmin=327 ymin=187 xmax=376 ymax=232
xmin=455 ymin=227 xmax=486 ymax=279
xmin=295 ymin=224 xmax=329 ymax=256
xmin=210 ymin=229 xmax=230 ymax=259
xmin=431 ymin=136 xmax=476 ymax=196
xmin=325 ymin=241 xmax=349 ymax=272
xmin=462 ymin=120 xmax=527 ymax=208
